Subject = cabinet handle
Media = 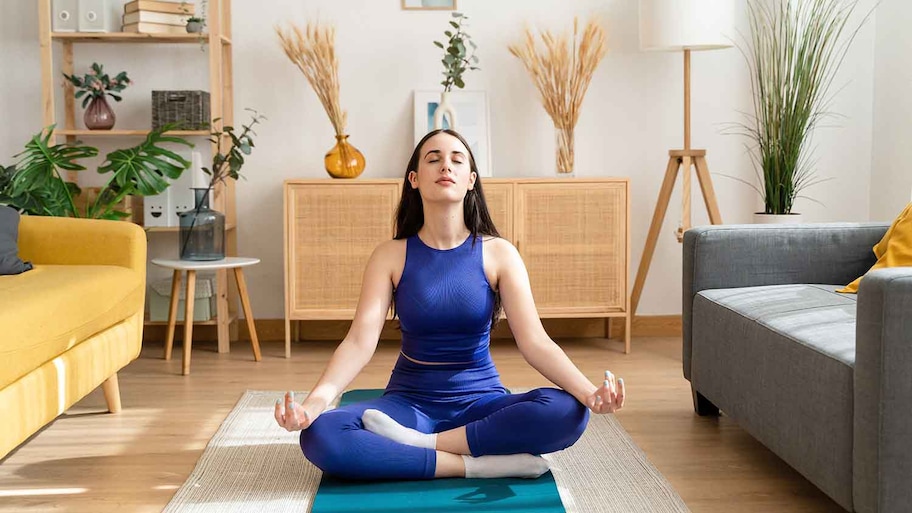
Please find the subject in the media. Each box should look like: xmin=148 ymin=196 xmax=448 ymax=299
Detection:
xmin=516 ymin=240 xmax=521 ymax=253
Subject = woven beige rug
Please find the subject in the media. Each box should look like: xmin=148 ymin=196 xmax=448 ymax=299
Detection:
xmin=164 ymin=391 xmax=690 ymax=513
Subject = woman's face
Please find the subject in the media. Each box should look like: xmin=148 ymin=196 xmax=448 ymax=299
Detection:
xmin=408 ymin=133 xmax=476 ymax=203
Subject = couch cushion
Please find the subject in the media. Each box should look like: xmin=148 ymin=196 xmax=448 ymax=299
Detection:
xmin=691 ymin=283 xmax=857 ymax=510
xmin=699 ymin=283 xmax=857 ymax=365
xmin=0 ymin=264 xmax=143 ymax=389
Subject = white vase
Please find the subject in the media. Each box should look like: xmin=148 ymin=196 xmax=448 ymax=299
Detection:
xmin=753 ymin=213 xmax=803 ymax=224
xmin=433 ymin=91 xmax=458 ymax=130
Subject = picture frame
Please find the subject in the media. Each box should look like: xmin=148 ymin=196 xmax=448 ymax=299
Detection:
xmin=401 ymin=0 xmax=458 ymax=11
xmin=413 ymin=90 xmax=492 ymax=177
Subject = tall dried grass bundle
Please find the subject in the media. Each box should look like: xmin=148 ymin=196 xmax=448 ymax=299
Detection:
xmin=276 ymin=22 xmax=348 ymax=136
xmin=508 ymin=17 xmax=607 ymax=173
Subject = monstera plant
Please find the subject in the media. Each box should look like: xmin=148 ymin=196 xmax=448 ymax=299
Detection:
xmin=0 ymin=124 xmax=190 ymax=220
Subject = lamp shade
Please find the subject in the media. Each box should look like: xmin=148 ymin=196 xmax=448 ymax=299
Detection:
xmin=639 ymin=0 xmax=733 ymax=51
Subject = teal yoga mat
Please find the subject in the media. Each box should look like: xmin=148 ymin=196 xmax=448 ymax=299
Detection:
xmin=310 ymin=389 xmax=566 ymax=513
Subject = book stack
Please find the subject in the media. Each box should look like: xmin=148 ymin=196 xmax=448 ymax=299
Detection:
xmin=122 ymin=0 xmax=194 ymax=35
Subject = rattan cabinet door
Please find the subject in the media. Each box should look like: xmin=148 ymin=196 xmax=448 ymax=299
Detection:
xmin=479 ymin=180 xmax=513 ymax=242
xmin=286 ymin=182 xmax=399 ymax=319
xmin=514 ymin=181 xmax=627 ymax=316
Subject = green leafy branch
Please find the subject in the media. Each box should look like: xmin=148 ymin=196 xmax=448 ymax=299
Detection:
xmin=433 ymin=13 xmax=480 ymax=92
xmin=0 ymin=124 xmax=190 ymax=220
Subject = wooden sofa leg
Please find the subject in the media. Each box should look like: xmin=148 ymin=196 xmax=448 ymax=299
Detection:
xmin=102 ymin=374 xmax=122 ymax=413
xmin=692 ymin=387 xmax=720 ymax=417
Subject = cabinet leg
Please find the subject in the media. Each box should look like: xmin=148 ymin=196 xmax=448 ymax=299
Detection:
xmin=624 ymin=314 xmax=632 ymax=354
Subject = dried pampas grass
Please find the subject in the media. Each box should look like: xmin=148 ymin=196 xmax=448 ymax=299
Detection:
xmin=276 ymin=22 xmax=348 ymax=136
xmin=508 ymin=17 xmax=607 ymax=173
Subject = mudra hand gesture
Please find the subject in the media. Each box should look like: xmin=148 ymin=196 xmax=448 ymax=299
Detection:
xmin=586 ymin=371 xmax=625 ymax=414
xmin=274 ymin=391 xmax=318 ymax=432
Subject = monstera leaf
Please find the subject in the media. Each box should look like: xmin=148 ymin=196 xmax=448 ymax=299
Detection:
xmin=2 ymin=124 xmax=191 ymax=219
xmin=90 ymin=125 xmax=191 ymax=218
xmin=5 ymin=127 xmax=95 ymax=216
xmin=98 ymin=126 xmax=190 ymax=196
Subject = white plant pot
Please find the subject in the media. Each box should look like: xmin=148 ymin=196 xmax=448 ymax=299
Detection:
xmin=753 ymin=213 xmax=803 ymax=224
xmin=433 ymin=91 xmax=458 ymax=130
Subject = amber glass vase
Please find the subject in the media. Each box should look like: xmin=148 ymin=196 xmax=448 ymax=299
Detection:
xmin=324 ymin=134 xmax=365 ymax=179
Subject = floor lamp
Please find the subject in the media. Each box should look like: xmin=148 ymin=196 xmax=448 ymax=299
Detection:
xmin=630 ymin=0 xmax=733 ymax=317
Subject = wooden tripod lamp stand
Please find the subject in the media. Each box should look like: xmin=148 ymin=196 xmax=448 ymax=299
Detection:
xmin=630 ymin=0 xmax=733 ymax=316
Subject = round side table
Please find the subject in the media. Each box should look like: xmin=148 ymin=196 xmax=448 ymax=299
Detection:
xmin=151 ymin=257 xmax=262 ymax=375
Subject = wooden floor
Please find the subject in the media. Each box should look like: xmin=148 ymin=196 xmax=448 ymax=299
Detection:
xmin=0 ymin=336 xmax=844 ymax=513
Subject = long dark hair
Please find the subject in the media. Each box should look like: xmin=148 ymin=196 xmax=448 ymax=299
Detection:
xmin=393 ymin=128 xmax=503 ymax=326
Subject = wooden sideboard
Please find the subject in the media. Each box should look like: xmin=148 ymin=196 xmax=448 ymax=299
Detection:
xmin=283 ymin=178 xmax=630 ymax=357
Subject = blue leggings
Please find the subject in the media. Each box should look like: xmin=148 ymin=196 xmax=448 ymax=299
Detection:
xmin=299 ymin=354 xmax=590 ymax=480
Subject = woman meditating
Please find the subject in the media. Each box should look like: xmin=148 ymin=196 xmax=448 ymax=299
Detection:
xmin=274 ymin=129 xmax=626 ymax=480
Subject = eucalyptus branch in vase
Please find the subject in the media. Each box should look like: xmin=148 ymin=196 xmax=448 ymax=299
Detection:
xmin=179 ymin=109 xmax=265 ymax=258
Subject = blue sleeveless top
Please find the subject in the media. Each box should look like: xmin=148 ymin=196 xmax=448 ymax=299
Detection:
xmin=394 ymin=234 xmax=495 ymax=363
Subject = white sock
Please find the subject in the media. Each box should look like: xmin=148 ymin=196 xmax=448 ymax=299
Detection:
xmin=362 ymin=409 xmax=437 ymax=450
xmin=462 ymin=454 xmax=551 ymax=479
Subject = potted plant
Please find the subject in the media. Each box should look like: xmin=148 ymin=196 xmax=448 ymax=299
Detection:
xmin=432 ymin=12 xmax=480 ymax=129
xmin=178 ymin=109 xmax=265 ymax=260
xmin=0 ymin=124 xmax=190 ymax=220
xmin=276 ymin=22 xmax=364 ymax=179
xmin=509 ymin=17 xmax=607 ymax=175
xmin=186 ymin=16 xmax=205 ymax=33
xmin=62 ymin=63 xmax=131 ymax=131
xmin=734 ymin=0 xmax=866 ymax=223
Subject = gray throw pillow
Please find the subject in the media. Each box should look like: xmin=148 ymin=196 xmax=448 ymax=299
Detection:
xmin=0 ymin=206 xmax=33 ymax=275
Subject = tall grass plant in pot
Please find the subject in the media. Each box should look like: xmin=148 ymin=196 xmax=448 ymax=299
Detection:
xmin=733 ymin=0 xmax=868 ymax=223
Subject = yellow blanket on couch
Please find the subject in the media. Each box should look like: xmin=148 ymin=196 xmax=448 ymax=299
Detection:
xmin=839 ymin=202 xmax=912 ymax=293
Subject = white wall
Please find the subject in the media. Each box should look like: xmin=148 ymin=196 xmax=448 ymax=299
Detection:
xmin=1 ymin=0 xmax=881 ymax=320
xmin=871 ymin=0 xmax=912 ymax=220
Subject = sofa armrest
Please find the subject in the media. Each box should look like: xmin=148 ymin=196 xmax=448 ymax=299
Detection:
xmin=17 ymin=216 xmax=146 ymax=273
xmin=853 ymin=267 xmax=912 ymax=513
xmin=683 ymin=223 xmax=888 ymax=380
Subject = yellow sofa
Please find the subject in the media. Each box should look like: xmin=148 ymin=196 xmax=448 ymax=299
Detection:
xmin=0 ymin=216 xmax=146 ymax=459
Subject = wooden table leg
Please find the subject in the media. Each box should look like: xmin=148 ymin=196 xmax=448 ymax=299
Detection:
xmin=216 ymin=268 xmax=230 ymax=353
xmin=164 ymin=270 xmax=181 ymax=360
xmin=234 ymin=267 xmax=262 ymax=361
xmin=182 ymin=270 xmax=197 ymax=376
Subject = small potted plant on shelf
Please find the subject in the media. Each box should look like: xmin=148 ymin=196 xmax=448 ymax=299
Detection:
xmin=62 ymin=63 xmax=131 ymax=131
xmin=186 ymin=17 xmax=205 ymax=33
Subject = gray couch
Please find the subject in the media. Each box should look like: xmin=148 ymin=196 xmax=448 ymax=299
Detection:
xmin=683 ymin=223 xmax=912 ymax=513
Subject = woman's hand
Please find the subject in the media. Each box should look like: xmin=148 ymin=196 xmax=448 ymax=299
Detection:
xmin=586 ymin=370 xmax=625 ymax=414
xmin=274 ymin=391 xmax=321 ymax=431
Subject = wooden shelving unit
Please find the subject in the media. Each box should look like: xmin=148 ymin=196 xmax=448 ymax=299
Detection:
xmin=38 ymin=0 xmax=241 ymax=347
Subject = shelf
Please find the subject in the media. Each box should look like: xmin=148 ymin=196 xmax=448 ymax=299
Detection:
xmin=145 ymin=223 xmax=237 ymax=233
xmin=52 ymin=32 xmax=209 ymax=44
xmin=55 ymin=129 xmax=209 ymax=137
xmin=144 ymin=312 xmax=238 ymax=326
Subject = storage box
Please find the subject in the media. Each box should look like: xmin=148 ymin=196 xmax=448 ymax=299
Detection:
xmin=148 ymin=275 xmax=216 ymax=322
xmin=152 ymin=90 xmax=211 ymax=131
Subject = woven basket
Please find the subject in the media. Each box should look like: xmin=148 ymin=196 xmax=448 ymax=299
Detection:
xmin=152 ymin=90 xmax=210 ymax=130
